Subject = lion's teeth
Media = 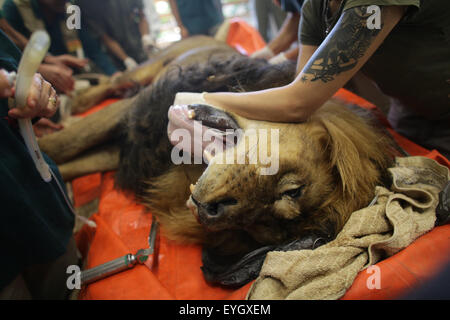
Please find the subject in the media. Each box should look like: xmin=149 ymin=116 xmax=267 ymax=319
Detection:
xmin=203 ymin=150 xmax=213 ymax=162
xmin=187 ymin=110 xmax=196 ymax=119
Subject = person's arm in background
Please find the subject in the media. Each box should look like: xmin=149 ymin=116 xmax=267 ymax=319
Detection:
xmin=81 ymin=1 xmax=140 ymax=72
xmin=204 ymin=5 xmax=406 ymax=122
xmin=37 ymin=63 xmax=74 ymax=94
xmin=78 ymin=27 xmax=118 ymax=76
xmin=1 ymin=0 xmax=29 ymax=38
xmin=139 ymin=8 xmax=157 ymax=53
xmin=0 ymin=17 xmax=28 ymax=49
xmin=269 ymin=44 xmax=300 ymax=64
xmin=44 ymin=54 xmax=88 ymax=70
xmin=252 ymin=12 xmax=300 ymax=60
xmin=100 ymin=33 xmax=138 ymax=71
xmin=1 ymin=4 xmax=80 ymax=94
xmin=168 ymin=0 xmax=189 ymax=38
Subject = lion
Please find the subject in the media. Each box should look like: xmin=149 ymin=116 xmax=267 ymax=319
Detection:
xmin=38 ymin=38 xmax=399 ymax=285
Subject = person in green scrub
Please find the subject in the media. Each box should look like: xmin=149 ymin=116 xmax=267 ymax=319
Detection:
xmin=191 ymin=0 xmax=450 ymax=159
xmin=0 ymin=30 xmax=78 ymax=300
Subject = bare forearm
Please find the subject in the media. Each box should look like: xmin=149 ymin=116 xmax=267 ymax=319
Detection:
xmin=139 ymin=11 xmax=150 ymax=36
xmin=203 ymin=6 xmax=405 ymax=124
xmin=102 ymin=35 xmax=128 ymax=61
xmin=268 ymin=13 xmax=300 ymax=55
xmin=205 ymin=85 xmax=311 ymax=123
xmin=0 ymin=18 xmax=28 ymax=49
xmin=168 ymin=0 xmax=184 ymax=27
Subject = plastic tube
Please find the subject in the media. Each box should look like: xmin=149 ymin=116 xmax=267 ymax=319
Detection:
xmin=13 ymin=31 xmax=52 ymax=182
xmin=7 ymin=31 xmax=97 ymax=227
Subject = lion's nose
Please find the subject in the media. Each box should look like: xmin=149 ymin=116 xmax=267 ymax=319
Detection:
xmin=192 ymin=196 xmax=237 ymax=218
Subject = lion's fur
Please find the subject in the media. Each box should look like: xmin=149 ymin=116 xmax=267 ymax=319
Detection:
xmin=145 ymin=165 xmax=207 ymax=243
xmin=302 ymin=103 xmax=395 ymax=234
xmin=113 ymin=50 xmax=397 ymax=254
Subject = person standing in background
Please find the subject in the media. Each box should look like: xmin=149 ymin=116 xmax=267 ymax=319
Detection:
xmin=168 ymin=0 xmax=224 ymax=38
xmin=76 ymin=0 xmax=157 ymax=72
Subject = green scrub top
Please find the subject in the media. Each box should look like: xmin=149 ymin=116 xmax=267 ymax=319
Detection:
xmin=175 ymin=0 xmax=224 ymax=36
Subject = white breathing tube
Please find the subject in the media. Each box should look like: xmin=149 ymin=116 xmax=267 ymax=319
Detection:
xmin=13 ymin=31 xmax=52 ymax=182
xmin=8 ymin=31 xmax=96 ymax=228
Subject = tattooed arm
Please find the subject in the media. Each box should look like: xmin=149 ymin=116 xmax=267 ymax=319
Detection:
xmin=205 ymin=5 xmax=405 ymax=122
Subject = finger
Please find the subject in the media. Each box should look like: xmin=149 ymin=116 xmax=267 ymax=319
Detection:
xmin=37 ymin=79 xmax=52 ymax=113
xmin=59 ymin=71 xmax=75 ymax=93
xmin=44 ymin=89 xmax=59 ymax=118
xmin=27 ymin=74 xmax=43 ymax=109
xmin=0 ymin=70 xmax=14 ymax=98
xmin=8 ymin=107 xmax=34 ymax=119
xmin=49 ymin=122 xmax=64 ymax=130
xmin=55 ymin=75 xmax=71 ymax=94
xmin=71 ymin=58 xmax=88 ymax=68
xmin=36 ymin=118 xmax=64 ymax=130
xmin=63 ymin=55 xmax=88 ymax=68
xmin=10 ymin=74 xmax=42 ymax=118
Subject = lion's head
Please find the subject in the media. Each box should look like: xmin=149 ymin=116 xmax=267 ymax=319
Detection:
xmin=169 ymin=101 xmax=396 ymax=245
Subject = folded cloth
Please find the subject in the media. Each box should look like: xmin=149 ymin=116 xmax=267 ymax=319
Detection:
xmin=247 ymin=156 xmax=450 ymax=300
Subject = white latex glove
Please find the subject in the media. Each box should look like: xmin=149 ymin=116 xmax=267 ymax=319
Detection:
xmin=142 ymin=34 xmax=157 ymax=53
xmin=250 ymin=46 xmax=275 ymax=60
xmin=269 ymin=52 xmax=288 ymax=65
xmin=173 ymin=92 xmax=207 ymax=106
xmin=124 ymin=57 xmax=138 ymax=71
xmin=173 ymin=92 xmax=225 ymax=111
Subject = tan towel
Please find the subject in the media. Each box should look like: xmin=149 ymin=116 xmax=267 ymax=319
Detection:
xmin=247 ymin=157 xmax=450 ymax=300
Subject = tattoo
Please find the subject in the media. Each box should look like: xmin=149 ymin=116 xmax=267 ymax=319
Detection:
xmin=303 ymin=6 xmax=383 ymax=83
xmin=301 ymin=75 xmax=308 ymax=83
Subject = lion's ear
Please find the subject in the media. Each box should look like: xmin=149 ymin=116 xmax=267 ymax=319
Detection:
xmin=313 ymin=105 xmax=393 ymax=205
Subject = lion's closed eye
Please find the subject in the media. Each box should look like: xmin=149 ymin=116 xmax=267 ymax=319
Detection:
xmin=282 ymin=185 xmax=305 ymax=199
